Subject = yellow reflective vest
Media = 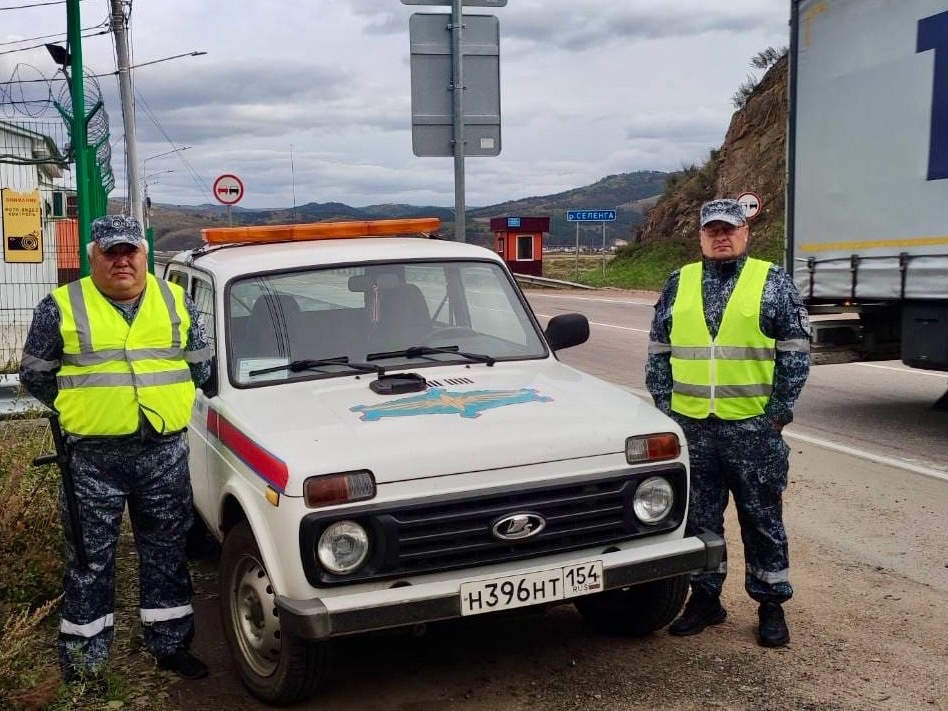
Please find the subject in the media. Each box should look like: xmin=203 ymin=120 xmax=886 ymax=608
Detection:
xmin=51 ymin=274 xmax=196 ymax=436
xmin=669 ymin=258 xmax=775 ymax=420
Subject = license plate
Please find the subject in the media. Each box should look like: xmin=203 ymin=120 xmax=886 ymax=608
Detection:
xmin=459 ymin=560 xmax=604 ymax=616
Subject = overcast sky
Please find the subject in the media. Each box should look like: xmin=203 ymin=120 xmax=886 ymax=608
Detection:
xmin=1 ymin=0 xmax=790 ymax=209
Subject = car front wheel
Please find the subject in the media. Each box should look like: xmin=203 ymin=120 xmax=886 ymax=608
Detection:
xmin=220 ymin=521 xmax=331 ymax=705
xmin=574 ymin=574 xmax=689 ymax=636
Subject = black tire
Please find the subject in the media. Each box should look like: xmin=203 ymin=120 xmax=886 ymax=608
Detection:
xmin=574 ymin=574 xmax=689 ymax=637
xmin=220 ymin=522 xmax=332 ymax=705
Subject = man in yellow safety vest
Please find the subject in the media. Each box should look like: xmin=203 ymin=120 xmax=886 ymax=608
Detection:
xmin=19 ymin=216 xmax=213 ymax=683
xmin=646 ymin=198 xmax=811 ymax=647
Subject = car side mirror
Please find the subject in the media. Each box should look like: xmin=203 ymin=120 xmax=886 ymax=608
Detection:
xmin=545 ymin=313 xmax=589 ymax=352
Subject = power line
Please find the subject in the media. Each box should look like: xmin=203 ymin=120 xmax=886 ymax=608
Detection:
xmin=0 ymin=0 xmax=74 ymax=10
xmin=0 ymin=24 xmax=101 ymax=47
xmin=0 ymin=29 xmax=108 ymax=57
xmin=135 ymin=90 xmax=211 ymax=200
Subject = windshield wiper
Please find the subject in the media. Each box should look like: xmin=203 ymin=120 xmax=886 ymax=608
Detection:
xmin=366 ymin=345 xmax=495 ymax=366
xmin=249 ymin=356 xmax=384 ymax=377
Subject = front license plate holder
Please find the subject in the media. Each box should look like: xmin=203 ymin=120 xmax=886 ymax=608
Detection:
xmin=459 ymin=560 xmax=604 ymax=616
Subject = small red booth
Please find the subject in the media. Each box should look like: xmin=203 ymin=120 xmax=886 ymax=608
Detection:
xmin=489 ymin=216 xmax=549 ymax=276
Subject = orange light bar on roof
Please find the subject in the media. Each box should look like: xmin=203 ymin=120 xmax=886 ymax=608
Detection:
xmin=201 ymin=217 xmax=441 ymax=245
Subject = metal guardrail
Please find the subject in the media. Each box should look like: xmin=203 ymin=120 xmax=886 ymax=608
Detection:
xmin=513 ymin=273 xmax=597 ymax=290
xmin=0 ymin=373 xmax=43 ymax=417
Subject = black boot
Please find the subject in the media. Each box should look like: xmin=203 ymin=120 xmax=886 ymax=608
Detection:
xmin=757 ymin=602 xmax=790 ymax=647
xmin=668 ymin=592 xmax=727 ymax=636
xmin=157 ymin=649 xmax=209 ymax=680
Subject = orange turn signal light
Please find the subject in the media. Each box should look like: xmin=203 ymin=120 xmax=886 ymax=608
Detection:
xmin=625 ymin=433 xmax=681 ymax=464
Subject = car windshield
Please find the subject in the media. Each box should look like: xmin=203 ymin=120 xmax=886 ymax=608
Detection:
xmin=227 ymin=259 xmax=547 ymax=386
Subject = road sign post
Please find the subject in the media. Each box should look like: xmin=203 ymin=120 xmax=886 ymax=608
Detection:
xmin=406 ymin=0 xmax=504 ymax=243
xmin=566 ymin=210 xmax=617 ymax=280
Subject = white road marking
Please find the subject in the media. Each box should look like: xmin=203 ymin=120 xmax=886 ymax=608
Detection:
xmin=784 ymin=431 xmax=948 ymax=483
xmin=528 ymin=294 xmax=655 ymax=306
xmin=854 ymin=362 xmax=948 ymax=379
xmin=534 ymin=312 xmax=649 ymax=334
xmin=621 ymin=386 xmax=948 ymax=483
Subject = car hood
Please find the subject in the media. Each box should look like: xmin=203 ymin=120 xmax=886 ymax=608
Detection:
xmin=212 ymin=361 xmax=679 ymax=491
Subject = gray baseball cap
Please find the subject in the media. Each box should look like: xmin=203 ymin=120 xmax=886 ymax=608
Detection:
xmin=91 ymin=215 xmax=144 ymax=251
xmin=699 ymin=199 xmax=747 ymax=228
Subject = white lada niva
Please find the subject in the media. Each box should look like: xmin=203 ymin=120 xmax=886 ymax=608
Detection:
xmin=165 ymin=218 xmax=723 ymax=705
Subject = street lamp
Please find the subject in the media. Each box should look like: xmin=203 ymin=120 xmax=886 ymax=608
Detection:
xmin=142 ymin=146 xmax=190 ymax=271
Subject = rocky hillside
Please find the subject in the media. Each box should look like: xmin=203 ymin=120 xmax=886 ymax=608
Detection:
xmin=633 ymin=53 xmax=788 ymax=263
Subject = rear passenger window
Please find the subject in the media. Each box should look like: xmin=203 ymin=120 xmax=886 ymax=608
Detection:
xmin=167 ymin=269 xmax=189 ymax=289
xmin=192 ymin=277 xmax=216 ymax=356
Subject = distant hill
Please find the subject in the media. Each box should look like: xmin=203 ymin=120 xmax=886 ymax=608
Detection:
xmin=138 ymin=170 xmax=670 ymax=252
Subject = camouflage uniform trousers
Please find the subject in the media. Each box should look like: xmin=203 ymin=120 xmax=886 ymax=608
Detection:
xmin=58 ymin=433 xmax=195 ymax=676
xmin=675 ymin=413 xmax=793 ymax=604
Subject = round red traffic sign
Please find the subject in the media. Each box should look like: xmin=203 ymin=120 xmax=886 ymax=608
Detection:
xmin=213 ymin=174 xmax=244 ymax=206
xmin=736 ymin=191 xmax=762 ymax=220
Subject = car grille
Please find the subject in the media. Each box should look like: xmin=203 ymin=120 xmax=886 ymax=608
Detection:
xmin=301 ymin=466 xmax=686 ymax=587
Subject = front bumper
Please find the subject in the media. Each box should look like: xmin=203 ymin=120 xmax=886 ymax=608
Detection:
xmin=275 ymin=530 xmax=723 ymax=640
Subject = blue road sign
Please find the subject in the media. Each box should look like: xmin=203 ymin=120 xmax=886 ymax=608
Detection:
xmin=566 ymin=209 xmax=617 ymax=222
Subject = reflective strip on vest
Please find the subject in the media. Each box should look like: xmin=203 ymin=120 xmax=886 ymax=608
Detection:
xmin=60 ymin=613 xmax=114 ymax=638
xmin=51 ymin=275 xmax=196 ymax=435
xmin=20 ymin=353 xmax=60 ymax=371
xmin=58 ymin=370 xmax=193 ymax=389
xmin=670 ymin=258 xmax=776 ymax=420
xmin=140 ymin=604 xmax=194 ymax=624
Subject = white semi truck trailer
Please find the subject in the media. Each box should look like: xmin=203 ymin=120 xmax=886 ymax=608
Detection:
xmin=787 ymin=0 xmax=948 ymax=409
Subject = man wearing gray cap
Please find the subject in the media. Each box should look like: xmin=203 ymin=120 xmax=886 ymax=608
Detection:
xmin=19 ymin=215 xmax=212 ymax=683
xmin=646 ymin=198 xmax=811 ymax=647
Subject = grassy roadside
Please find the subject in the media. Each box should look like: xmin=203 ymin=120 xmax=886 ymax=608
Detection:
xmin=0 ymin=418 xmax=179 ymax=710
xmin=542 ymin=225 xmax=786 ymax=291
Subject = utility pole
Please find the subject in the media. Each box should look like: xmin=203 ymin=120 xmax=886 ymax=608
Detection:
xmin=110 ymin=0 xmax=143 ymax=231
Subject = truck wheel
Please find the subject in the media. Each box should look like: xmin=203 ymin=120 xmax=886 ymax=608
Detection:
xmin=221 ymin=522 xmax=331 ymax=705
xmin=574 ymin=574 xmax=689 ymax=637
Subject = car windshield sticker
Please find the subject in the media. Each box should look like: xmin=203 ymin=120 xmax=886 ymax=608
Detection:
xmin=239 ymin=357 xmax=289 ymax=382
xmin=351 ymin=387 xmax=553 ymax=421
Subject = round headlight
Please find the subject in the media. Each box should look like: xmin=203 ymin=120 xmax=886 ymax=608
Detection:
xmin=633 ymin=476 xmax=674 ymax=524
xmin=317 ymin=520 xmax=369 ymax=575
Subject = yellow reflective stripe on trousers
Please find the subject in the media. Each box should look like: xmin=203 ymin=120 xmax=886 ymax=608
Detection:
xmin=140 ymin=604 xmax=193 ymax=624
xmin=60 ymin=613 xmax=114 ymax=638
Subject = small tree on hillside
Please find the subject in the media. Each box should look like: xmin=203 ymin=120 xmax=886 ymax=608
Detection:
xmin=732 ymin=46 xmax=789 ymax=109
